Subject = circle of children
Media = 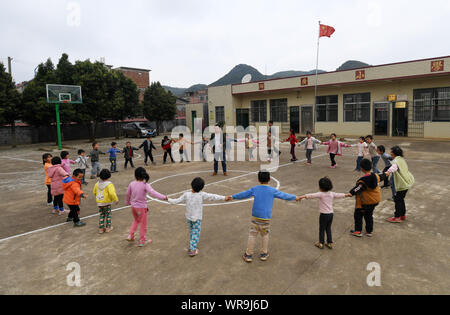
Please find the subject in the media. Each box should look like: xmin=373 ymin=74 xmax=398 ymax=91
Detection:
xmin=42 ymin=131 xmax=414 ymax=261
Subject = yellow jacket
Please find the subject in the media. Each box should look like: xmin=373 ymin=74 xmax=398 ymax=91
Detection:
xmin=93 ymin=181 xmax=119 ymax=206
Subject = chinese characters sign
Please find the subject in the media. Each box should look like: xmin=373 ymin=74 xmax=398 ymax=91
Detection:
xmin=301 ymin=77 xmax=308 ymax=86
xmin=355 ymin=70 xmax=366 ymax=80
xmin=259 ymin=83 xmax=265 ymax=90
xmin=431 ymin=60 xmax=444 ymax=72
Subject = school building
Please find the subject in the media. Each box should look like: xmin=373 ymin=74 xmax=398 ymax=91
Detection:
xmin=205 ymin=56 xmax=450 ymax=139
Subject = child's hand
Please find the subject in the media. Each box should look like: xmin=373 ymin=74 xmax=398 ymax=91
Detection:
xmin=296 ymin=196 xmax=303 ymax=202
xmin=164 ymin=196 xmax=169 ymax=201
xmin=346 ymin=193 xmax=353 ymax=198
xmin=115 ymin=201 xmax=120 ymax=205
xmin=82 ymin=194 xmax=87 ymax=199
xmin=225 ymin=196 xmax=233 ymax=201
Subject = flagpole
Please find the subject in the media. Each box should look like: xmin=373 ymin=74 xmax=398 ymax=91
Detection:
xmin=313 ymin=21 xmax=321 ymax=134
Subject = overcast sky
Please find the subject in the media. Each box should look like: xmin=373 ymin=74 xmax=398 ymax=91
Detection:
xmin=1 ymin=0 xmax=450 ymax=87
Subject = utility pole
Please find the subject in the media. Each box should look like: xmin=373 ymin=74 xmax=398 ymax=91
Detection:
xmin=7 ymin=57 xmax=13 ymax=75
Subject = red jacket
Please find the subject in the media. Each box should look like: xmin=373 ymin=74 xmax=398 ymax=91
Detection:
xmin=285 ymin=134 xmax=299 ymax=145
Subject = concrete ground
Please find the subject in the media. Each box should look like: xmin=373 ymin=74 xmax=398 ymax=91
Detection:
xmin=0 ymin=136 xmax=449 ymax=295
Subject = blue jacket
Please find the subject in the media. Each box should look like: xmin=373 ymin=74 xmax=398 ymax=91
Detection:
xmin=232 ymin=185 xmax=296 ymax=220
xmin=106 ymin=148 xmax=121 ymax=158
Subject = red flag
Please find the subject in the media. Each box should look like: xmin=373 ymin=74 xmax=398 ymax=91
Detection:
xmin=319 ymin=24 xmax=335 ymax=38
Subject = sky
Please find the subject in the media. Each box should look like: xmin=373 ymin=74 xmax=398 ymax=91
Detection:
xmin=1 ymin=0 xmax=450 ymax=88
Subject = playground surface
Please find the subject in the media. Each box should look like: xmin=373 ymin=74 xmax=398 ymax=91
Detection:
xmin=0 ymin=137 xmax=449 ymax=294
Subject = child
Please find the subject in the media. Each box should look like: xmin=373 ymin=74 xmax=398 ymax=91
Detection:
xmin=89 ymin=142 xmax=106 ymax=179
xmin=106 ymin=142 xmax=121 ymax=173
xmin=161 ymin=136 xmax=175 ymax=164
xmin=348 ymin=159 xmax=381 ymax=237
xmin=385 ymin=146 xmax=415 ymax=223
xmin=123 ymin=141 xmax=139 ymax=169
xmin=267 ymin=131 xmax=273 ymax=162
xmin=284 ymin=129 xmax=299 ymax=162
xmin=62 ymin=169 xmax=87 ymax=227
xmin=47 ymin=156 xmax=70 ymax=215
xmin=352 ymin=137 xmax=368 ymax=172
xmin=139 ymin=136 xmax=157 ymax=166
xmin=42 ymin=153 xmax=53 ymax=206
xmin=75 ymin=149 xmax=89 ymax=185
xmin=377 ymin=145 xmax=393 ymax=189
xmin=168 ymin=177 xmax=225 ymax=257
xmin=177 ymin=133 xmax=193 ymax=163
xmin=125 ymin=167 xmax=168 ymax=246
xmin=227 ymin=171 xmax=301 ymax=263
xmin=247 ymin=134 xmax=259 ymax=161
xmin=321 ymin=133 xmax=352 ymax=168
xmin=298 ymin=131 xmax=322 ymax=165
xmin=366 ymin=135 xmax=381 ymax=174
xmin=201 ymin=137 xmax=209 ymax=162
xmin=93 ymin=169 xmax=119 ymax=234
xmin=299 ymin=177 xmax=351 ymax=249
xmin=60 ymin=151 xmax=76 ymax=175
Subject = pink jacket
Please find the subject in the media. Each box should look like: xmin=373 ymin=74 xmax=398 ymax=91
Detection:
xmin=61 ymin=159 xmax=76 ymax=174
xmin=322 ymin=140 xmax=352 ymax=156
xmin=126 ymin=181 xmax=166 ymax=209
xmin=47 ymin=164 xmax=69 ymax=196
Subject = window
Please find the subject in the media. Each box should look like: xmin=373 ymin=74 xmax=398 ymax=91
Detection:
xmin=414 ymin=87 xmax=450 ymax=122
xmin=215 ymin=106 xmax=225 ymax=123
xmin=251 ymin=100 xmax=267 ymax=122
xmin=270 ymin=99 xmax=288 ymax=122
xmin=316 ymin=95 xmax=338 ymax=122
xmin=343 ymin=93 xmax=371 ymax=122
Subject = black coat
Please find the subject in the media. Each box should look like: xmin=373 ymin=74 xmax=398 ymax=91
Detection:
xmin=139 ymin=140 xmax=156 ymax=153
xmin=123 ymin=146 xmax=139 ymax=159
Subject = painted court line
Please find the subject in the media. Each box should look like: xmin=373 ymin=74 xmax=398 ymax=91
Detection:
xmin=0 ymin=156 xmax=42 ymax=163
xmin=0 ymin=153 xmax=327 ymax=244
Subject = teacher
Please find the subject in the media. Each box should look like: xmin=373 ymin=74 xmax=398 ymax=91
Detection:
xmin=211 ymin=123 xmax=228 ymax=176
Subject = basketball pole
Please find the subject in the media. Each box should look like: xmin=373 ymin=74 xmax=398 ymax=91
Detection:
xmin=55 ymin=103 xmax=62 ymax=150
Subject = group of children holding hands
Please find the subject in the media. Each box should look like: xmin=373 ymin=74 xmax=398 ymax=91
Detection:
xmin=43 ymin=133 xmax=414 ymax=260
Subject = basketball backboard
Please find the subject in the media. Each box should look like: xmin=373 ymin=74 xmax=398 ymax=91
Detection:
xmin=46 ymin=84 xmax=82 ymax=104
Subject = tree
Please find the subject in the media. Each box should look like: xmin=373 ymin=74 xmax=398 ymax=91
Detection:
xmin=109 ymin=72 xmax=140 ymax=139
xmin=0 ymin=63 xmax=22 ymax=147
xmin=142 ymin=82 xmax=177 ymax=133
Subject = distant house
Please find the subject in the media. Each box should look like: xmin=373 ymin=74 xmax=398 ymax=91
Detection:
xmin=184 ymin=89 xmax=209 ymax=131
xmin=175 ymin=97 xmax=189 ymax=126
xmin=113 ymin=67 xmax=151 ymax=102
xmin=16 ymin=81 xmax=29 ymax=94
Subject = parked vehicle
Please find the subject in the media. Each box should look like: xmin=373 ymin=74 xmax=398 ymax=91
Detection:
xmin=122 ymin=122 xmax=158 ymax=138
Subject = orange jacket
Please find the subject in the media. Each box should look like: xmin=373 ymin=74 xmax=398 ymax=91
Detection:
xmin=62 ymin=177 xmax=84 ymax=206
xmin=44 ymin=163 xmax=52 ymax=185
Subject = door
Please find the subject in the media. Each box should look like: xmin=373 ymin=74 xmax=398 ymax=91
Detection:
xmin=301 ymin=106 xmax=313 ymax=134
xmin=191 ymin=111 xmax=197 ymax=132
xmin=392 ymin=102 xmax=408 ymax=137
xmin=236 ymin=109 xmax=250 ymax=130
xmin=290 ymin=106 xmax=300 ymax=133
xmin=374 ymin=102 xmax=389 ymax=136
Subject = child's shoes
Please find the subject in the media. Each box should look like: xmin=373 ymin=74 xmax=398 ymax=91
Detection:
xmin=98 ymin=228 xmax=105 ymax=234
xmin=386 ymin=217 xmax=402 ymax=223
xmin=73 ymin=221 xmax=86 ymax=227
xmin=325 ymin=243 xmax=333 ymax=249
xmin=138 ymin=239 xmax=152 ymax=247
xmin=243 ymin=253 xmax=253 ymax=263
xmin=105 ymin=226 xmax=114 ymax=233
xmin=350 ymin=230 xmax=363 ymax=237
xmin=315 ymin=243 xmax=324 ymax=249
xmin=259 ymin=253 xmax=270 ymax=261
xmin=126 ymin=235 xmax=135 ymax=242
xmin=188 ymin=249 xmax=199 ymax=257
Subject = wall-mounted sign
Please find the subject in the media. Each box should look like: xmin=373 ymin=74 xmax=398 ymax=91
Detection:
xmin=395 ymin=101 xmax=407 ymax=109
xmin=397 ymin=94 xmax=408 ymax=101
xmin=355 ymin=70 xmax=366 ymax=80
xmin=301 ymin=77 xmax=308 ymax=86
xmin=387 ymin=94 xmax=397 ymax=102
xmin=259 ymin=83 xmax=265 ymax=90
xmin=431 ymin=60 xmax=444 ymax=72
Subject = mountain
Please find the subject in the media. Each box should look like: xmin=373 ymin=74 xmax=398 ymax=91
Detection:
xmin=336 ymin=60 xmax=370 ymax=71
xmin=163 ymin=60 xmax=369 ymax=95
xmin=209 ymin=64 xmax=266 ymax=87
xmin=162 ymin=85 xmax=186 ymax=97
